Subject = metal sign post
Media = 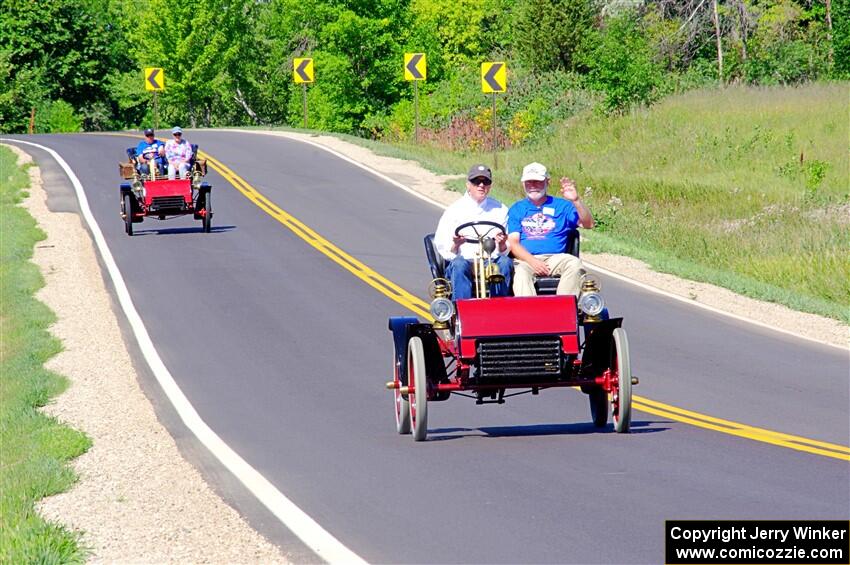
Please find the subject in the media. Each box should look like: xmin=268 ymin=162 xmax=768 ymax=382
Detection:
xmin=492 ymin=93 xmax=497 ymax=169
xmin=144 ymin=67 xmax=165 ymax=129
xmin=404 ymin=53 xmax=426 ymax=144
xmin=414 ymin=80 xmax=420 ymax=144
xmin=481 ymin=62 xmax=507 ymax=169
xmin=293 ymin=58 xmax=314 ymax=130
xmin=302 ymin=83 xmax=308 ymax=129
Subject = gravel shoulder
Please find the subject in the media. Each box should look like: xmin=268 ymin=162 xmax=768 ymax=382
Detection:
xmin=9 ymin=131 xmax=847 ymax=562
xmin=7 ymin=144 xmax=288 ymax=564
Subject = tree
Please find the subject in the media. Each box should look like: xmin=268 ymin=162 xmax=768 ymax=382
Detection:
xmin=513 ymin=0 xmax=596 ymax=72
xmin=582 ymin=12 xmax=663 ymax=113
xmin=0 ymin=0 xmax=120 ymax=132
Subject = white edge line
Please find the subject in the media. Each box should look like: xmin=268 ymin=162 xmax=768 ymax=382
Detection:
xmin=220 ymin=129 xmax=849 ymax=353
xmin=2 ymin=139 xmax=367 ymax=565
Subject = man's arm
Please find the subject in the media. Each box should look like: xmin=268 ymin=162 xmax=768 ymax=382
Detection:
xmin=560 ymin=177 xmax=594 ymax=228
xmin=508 ymin=233 xmax=550 ymax=275
xmin=434 ymin=209 xmax=459 ymax=261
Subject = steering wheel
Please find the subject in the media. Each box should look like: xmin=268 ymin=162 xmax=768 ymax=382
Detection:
xmin=454 ymin=220 xmax=507 ymax=244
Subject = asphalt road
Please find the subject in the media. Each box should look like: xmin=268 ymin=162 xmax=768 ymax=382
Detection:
xmin=5 ymin=132 xmax=848 ymax=564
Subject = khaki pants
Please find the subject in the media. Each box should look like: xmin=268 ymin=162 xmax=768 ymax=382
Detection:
xmin=513 ymin=254 xmax=586 ymax=296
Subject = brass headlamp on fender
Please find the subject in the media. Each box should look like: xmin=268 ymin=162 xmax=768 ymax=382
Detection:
xmin=577 ymin=274 xmax=605 ymax=322
xmin=428 ymin=278 xmax=454 ymax=329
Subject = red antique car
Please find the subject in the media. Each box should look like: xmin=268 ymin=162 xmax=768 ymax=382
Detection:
xmin=387 ymin=220 xmax=636 ymax=441
xmin=119 ymin=144 xmax=212 ymax=235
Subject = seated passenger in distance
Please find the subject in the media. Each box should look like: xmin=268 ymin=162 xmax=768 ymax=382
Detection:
xmin=136 ymin=128 xmax=166 ymax=177
xmin=165 ymin=126 xmax=193 ymax=180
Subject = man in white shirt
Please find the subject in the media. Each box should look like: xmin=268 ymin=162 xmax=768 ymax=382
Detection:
xmin=434 ymin=164 xmax=512 ymax=299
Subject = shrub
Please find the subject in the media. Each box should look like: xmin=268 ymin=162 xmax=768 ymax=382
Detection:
xmin=33 ymin=100 xmax=82 ymax=133
xmin=581 ymin=12 xmax=663 ymax=113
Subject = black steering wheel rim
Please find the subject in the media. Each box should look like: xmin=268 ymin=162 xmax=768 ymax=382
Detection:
xmin=454 ymin=220 xmax=507 ymax=244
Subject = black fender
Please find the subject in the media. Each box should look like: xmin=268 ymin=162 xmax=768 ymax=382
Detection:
xmin=579 ymin=318 xmax=623 ymax=391
xmin=388 ymin=317 xmax=450 ymax=401
xmin=119 ymin=183 xmax=144 ymax=222
xmin=388 ymin=316 xmax=420 ymax=394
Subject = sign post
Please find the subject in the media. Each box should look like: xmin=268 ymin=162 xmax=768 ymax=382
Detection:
xmin=481 ymin=62 xmax=506 ymax=168
xmin=293 ymin=58 xmax=314 ymax=129
xmin=404 ymin=53 xmax=426 ymax=144
xmin=144 ymin=67 xmax=165 ymax=129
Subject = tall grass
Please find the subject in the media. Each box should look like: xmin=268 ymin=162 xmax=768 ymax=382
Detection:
xmin=0 ymin=145 xmax=90 ymax=563
xmin=328 ymin=83 xmax=849 ymax=322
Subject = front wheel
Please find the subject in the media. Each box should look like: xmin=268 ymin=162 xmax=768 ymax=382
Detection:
xmin=122 ymin=193 xmax=134 ymax=236
xmin=407 ymin=337 xmax=428 ymax=441
xmin=612 ymin=328 xmax=632 ymax=433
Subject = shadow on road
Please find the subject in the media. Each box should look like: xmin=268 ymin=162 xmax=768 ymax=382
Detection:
xmin=132 ymin=224 xmax=237 ymax=236
xmin=427 ymin=420 xmax=669 ymax=441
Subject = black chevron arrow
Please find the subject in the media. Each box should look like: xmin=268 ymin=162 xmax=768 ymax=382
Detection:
xmin=147 ymin=68 xmax=161 ymax=89
xmin=406 ymin=54 xmax=424 ymax=79
xmin=296 ymin=59 xmax=312 ymax=82
xmin=483 ymin=63 xmax=504 ymax=91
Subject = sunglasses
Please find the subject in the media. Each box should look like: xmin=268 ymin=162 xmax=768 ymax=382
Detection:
xmin=470 ymin=177 xmax=492 ymax=186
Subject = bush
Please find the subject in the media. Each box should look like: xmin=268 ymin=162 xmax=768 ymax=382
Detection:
xmin=367 ymin=66 xmax=594 ymax=149
xmin=33 ymin=100 xmax=82 ymax=133
xmin=581 ymin=13 xmax=663 ymax=113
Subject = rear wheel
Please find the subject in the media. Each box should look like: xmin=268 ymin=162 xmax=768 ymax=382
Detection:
xmin=123 ymin=193 xmax=134 ymax=236
xmin=407 ymin=337 xmax=428 ymax=441
xmin=612 ymin=328 xmax=632 ymax=433
xmin=394 ymin=349 xmax=410 ymax=434
xmin=202 ymin=190 xmax=212 ymax=233
xmin=589 ymin=388 xmax=608 ymax=427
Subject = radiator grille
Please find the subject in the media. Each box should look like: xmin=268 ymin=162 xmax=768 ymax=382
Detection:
xmin=477 ymin=336 xmax=562 ymax=381
xmin=150 ymin=196 xmax=187 ymax=211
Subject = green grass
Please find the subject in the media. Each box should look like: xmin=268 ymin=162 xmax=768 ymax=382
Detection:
xmin=271 ymin=83 xmax=849 ymax=323
xmin=0 ymin=145 xmax=91 ymax=563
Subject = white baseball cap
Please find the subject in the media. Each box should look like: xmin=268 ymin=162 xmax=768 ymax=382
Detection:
xmin=520 ymin=162 xmax=549 ymax=182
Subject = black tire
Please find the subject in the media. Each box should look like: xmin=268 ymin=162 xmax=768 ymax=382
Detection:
xmin=407 ymin=337 xmax=428 ymax=441
xmin=123 ymin=193 xmax=134 ymax=236
xmin=612 ymin=328 xmax=632 ymax=433
xmin=589 ymin=388 xmax=608 ymax=427
xmin=202 ymin=190 xmax=212 ymax=233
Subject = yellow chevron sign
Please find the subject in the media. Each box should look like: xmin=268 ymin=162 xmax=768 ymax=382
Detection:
xmin=145 ymin=67 xmax=164 ymax=91
xmin=404 ymin=53 xmax=426 ymax=81
xmin=481 ymin=62 xmax=506 ymax=93
xmin=294 ymin=58 xmax=314 ymax=84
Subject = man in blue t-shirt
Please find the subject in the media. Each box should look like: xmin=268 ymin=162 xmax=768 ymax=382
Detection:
xmin=135 ymin=128 xmax=166 ymax=177
xmin=507 ymin=162 xmax=594 ymax=296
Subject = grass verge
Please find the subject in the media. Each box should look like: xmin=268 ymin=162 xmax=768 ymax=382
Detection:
xmin=0 ymin=145 xmax=91 ymax=563
xmin=257 ymin=83 xmax=849 ymax=323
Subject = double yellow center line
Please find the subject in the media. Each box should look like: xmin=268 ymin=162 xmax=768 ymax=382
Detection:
xmin=202 ymin=148 xmax=848 ymax=462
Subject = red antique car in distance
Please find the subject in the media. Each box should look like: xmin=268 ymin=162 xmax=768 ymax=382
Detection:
xmin=387 ymin=220 xmax=637 ymax=441
xmin=119 ymin=144 xmax=212 ymax=236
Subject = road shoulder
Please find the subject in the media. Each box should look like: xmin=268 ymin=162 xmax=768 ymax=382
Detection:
xmin=5 ymin=143 xmax=289 ymax=564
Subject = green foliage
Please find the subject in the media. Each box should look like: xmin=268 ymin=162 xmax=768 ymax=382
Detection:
xmin=735 ymin=0 xmax=831 ymax=84
xmin=834 ymin=0 xmax=850 ymax=77
xmin=367 ymin=66 xmax=594 ymax=148
xmin=0 ymin=146 xmax=91 ymax=564
xmin=33 ymin=100 xmax=83 ymax=133
xmin=513 ymin=0 xmax=595 ymax=72
xmin=0 ymin=0 xmax=123 ymax=132
xmin=581 ymin=12 xmax=663 ymax=113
